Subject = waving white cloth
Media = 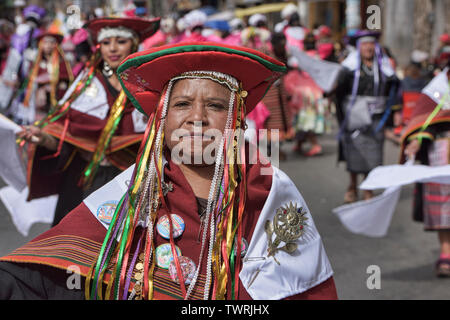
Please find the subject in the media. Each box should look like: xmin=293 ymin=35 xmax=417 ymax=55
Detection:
xmin=0 ymin=114 xmax=26 ymax=191
xmin=288 ymin=46 xmax=343 ymax=93
xmin=333 ymin=162 xmax=450 ymax=237
xmin=0 ymin=186 xmax=57 ymax=236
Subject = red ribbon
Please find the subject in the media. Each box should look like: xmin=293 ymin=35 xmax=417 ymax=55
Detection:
xmin=168 ymin=213 xmax=187 ymax=297
xmin=39 ymin=116 xmax=69 ymax=161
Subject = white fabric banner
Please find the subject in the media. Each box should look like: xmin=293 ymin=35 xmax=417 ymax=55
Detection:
xmin=359 ymin=164 xmax=450 ymax=190
xmin=333 ymin=186 xmax=401 ymax=237
xmin=239 ymin=166 xmax=334 ymax=299
xmin=0 ymin=114 xmax=27 ymax=191
xmin=333 ymin=163 xmax=450 ymax=237
xmin=0 ymin=186 xmax=57 ymax=237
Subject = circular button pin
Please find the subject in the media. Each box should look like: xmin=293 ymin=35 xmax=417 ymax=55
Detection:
xmin=168 ymin=256 xmax=196 ymax=284
xmin=135 ymin=262 xmax=144 ymax=270
xmin=234 ymin=237 xmax=249 ymax=258
xmin=156 ymin=214 xmax=185 ymax=239
xmin=96 ymin=200 xmax=118 ymax=225
xmin=155 ymin=243 xmax=182 ymax=269
xmin=134 ymin=272 xmax=143 ymax=281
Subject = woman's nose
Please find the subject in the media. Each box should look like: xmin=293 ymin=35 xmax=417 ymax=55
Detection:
xmin=187 ymin=102 xmax=207 ymax=125
xmin=107 ymin=41 xmax=118 ymax=52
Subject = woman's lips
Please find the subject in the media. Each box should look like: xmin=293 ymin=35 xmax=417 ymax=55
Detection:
xmin=181 ymin=133 xmax=214 ymax=141
xmin=108 ymin=55 xmax=121 ymax=62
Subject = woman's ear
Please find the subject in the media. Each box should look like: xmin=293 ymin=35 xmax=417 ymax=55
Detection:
xmin=131 ymin=38 xmax=139 ymax=53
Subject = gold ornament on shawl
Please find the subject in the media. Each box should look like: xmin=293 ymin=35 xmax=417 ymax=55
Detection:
xmin=264 ymin=201 xmax=308 ymax=265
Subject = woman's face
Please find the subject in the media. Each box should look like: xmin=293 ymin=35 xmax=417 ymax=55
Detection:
xmin=41 ymin=36 xmax=57 ymax=56
xmin=164 ymin=78 xmax=231 ymax=166
xmin=100 ymin=37 xmax=134 ymax=69
xmin=360 ymin=41 xmax=376 ymax=61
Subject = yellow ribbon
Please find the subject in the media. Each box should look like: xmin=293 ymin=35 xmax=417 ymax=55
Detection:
xmin=131 ymin=115 xmax=157 ymax=197
xmin=213 ymin=88 xmax=246 ymax=299
xmin=81 ymin=90 xmax=127 ymax=189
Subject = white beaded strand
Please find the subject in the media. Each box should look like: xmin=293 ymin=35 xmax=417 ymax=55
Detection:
xmin=204 ymin=89 xmax=236 ymax=299
xmin=136 ymin=72 xmax=239 ymax=300
xmin=185 ymin=86 xmax=236 ymax=300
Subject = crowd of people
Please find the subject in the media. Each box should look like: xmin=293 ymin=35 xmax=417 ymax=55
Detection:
xmin=0 ymin=2 xmax=448 ymax=300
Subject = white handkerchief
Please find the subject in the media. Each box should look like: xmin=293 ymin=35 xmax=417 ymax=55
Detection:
xmin=0 ymin=114 xmax=26 ymax=191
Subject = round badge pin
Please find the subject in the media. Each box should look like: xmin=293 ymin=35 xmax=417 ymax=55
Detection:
xmin=155 ymin=243 xmax=182 ymax=269
xmin=96 ymin=200 xmax=119 ymax=225
xmin=156 ymin=214 xmax=185 ymax=239
xmin=234 ymin=237 xmax=248 ymax=258
xmin=168 ymin=256 xmax=196 ymax=284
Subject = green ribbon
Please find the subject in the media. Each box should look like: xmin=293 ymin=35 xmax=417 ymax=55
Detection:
xmin=89 ymin=192 xmax=126 ymax=299
xmin=112 ymin=206 xmax=133 ymax=299
xmin=230 ymin=237 xmax=236 ymax=300
xmin=88 ymin=119 xmax=155 ymax=299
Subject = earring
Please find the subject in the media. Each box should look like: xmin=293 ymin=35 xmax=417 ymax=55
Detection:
xmin=102 ymin=61 xmax=114 ymax=78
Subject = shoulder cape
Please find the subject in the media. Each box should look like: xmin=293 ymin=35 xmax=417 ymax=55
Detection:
xmin=26 ymin=70 xmax=146 ymax=200
xmin=1 ymin=160 xmax=335 ymax=300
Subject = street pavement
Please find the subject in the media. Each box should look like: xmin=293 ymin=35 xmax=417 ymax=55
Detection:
xmin=0 ymin=127 xmax=449 ymax=299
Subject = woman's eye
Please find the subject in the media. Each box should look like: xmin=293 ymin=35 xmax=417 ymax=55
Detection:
xmin=173 ymin=101 xmax=189 ymax=107
xmin=208 ymin=103 xmax=226 ymax=110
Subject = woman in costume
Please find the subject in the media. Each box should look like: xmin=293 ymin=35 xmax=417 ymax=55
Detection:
xmin=0 ymin=5 xmax=46 ymax=111
xmin=71 ymin=28 xmax=93 ymax=77
xmin=240 ymin=14 xmax=272 ymax=55
xmin=316 ymin=26 xmax=336 ymax=62
xmin=286 ymin=32 xmax=331 ymax=157
xmin=142 ymin=17 xmax=177 ymax=49
xmin=9 ymin=30 xmax=74 ymax=124
xmin=223 ymin=18 xmax=245 ymax=46
xmin=0 ymin=42 xmax=337 ymax=300
xmin=283 ymin=12 xmax=309 ymax=53
xmin=176 ymin=10 xmax=209 ymax=43
xmin=334 ymin=30 xmax=399 ymax=203
xmin=401 ymin=65 xmax=450 ymax=277
xmin=16 ymin=17 xmax=160 ymax=227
